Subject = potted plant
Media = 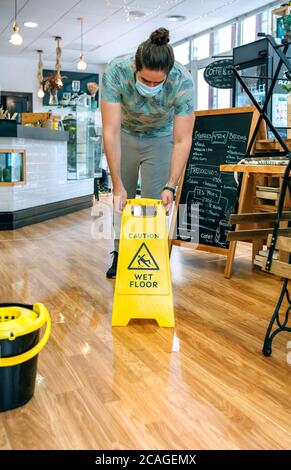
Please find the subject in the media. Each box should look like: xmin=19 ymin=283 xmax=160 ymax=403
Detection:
xmin=41 ymin=74 xmax=65 ymax=105
xmin=87 ymin=82 xmax=99 ymax=108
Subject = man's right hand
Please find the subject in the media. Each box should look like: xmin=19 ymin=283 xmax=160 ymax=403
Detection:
xmin=113 ymin=184 xmax=127 ymax=213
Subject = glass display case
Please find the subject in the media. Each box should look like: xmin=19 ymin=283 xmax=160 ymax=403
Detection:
xmin=92 ymin=126 xmax=103 ymax=179
xmin=0 ymin=149 xmax=25 ymax=184
xmin=234 ymin=63 xmax=268 ymax=109
xmin=233 ymin=38 xmax=290 ymax=138
xmin=63 ymin=100 xmax=95 ymax=180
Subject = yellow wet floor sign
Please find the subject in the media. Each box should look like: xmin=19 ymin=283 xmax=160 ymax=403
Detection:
xmin=112 ymin=198 xmax=174 ymax=327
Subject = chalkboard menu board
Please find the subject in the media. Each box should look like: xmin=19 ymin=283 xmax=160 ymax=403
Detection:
xmin=176 ymin=109 xmax=255 ymax=250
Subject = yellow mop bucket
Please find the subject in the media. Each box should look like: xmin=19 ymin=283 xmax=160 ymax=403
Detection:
xmin=112 ymin=198 xmax=174 ymax=327
xmin=0 ymin=303 xmax=51 ymax=412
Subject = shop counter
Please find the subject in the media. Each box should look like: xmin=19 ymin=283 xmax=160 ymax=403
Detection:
xmin=0 ymin=125 xmax=94 ymax=229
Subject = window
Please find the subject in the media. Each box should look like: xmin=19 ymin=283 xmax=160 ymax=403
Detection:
xmin=209 ymin=88 xmax=231 ymax=110
xmin=257 ymin=10 xmax=270 ymax=35
xmin=217 ymin=89 xmax=231 ymax=109
xmin=217 ymin=25 xmax=232 ymax=54
xmin=173 ymin=42 xmax=190 ymax=65
xmin=197 ymin=68 xmax=209 ymax=110
xmin=212 ymin=23 xmax=237 ymax=56
xmin=242 ymin=15 xmax=256 ymax=45
xmin=176 ymin=3 xmax=277 ymax=112
xmin=193 ymin=34 xmax=210 ymax=60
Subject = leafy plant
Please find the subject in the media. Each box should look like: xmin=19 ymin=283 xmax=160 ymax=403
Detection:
xmin=41 ymin=74 xmax=66 ymax=94
xmin=279 ymin=81 xmax=291 ymax=93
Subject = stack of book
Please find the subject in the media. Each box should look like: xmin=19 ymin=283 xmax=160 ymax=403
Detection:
xmin=254 ymin=248 xmax=279 ymax=268
xmin=240 ymin=156 xmax=289 ymax=165
xmin=256 ymin=185 xmax=280 ymax=202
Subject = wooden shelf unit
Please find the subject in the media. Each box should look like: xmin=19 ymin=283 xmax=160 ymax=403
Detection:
xmin=220 ymin=164 xmax=290 ymax=277
xmin=271 ymin=4 xmax=291 ymax=37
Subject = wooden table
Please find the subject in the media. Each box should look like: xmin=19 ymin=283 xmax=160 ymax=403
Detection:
xmin=220 ymin=164 xmax=287 ymax=175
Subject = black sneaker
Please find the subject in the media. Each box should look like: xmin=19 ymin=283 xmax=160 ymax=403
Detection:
xmin=106 ymin=251 xmax=118 ymax=278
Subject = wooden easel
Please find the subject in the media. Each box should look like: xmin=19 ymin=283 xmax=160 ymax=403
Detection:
xmin=169 ymin=107 xmax=262 ymax=274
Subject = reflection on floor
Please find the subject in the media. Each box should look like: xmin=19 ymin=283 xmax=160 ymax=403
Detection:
xmin=0 ymin=202 xmax=291 ymax=450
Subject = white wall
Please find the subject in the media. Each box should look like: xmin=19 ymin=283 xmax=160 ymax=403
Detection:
xmin=0 ymin=56 xmax=106 ymax=113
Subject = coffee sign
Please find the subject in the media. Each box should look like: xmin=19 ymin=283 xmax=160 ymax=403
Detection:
xmin=203 ymin=59 xmax=233 ymax=89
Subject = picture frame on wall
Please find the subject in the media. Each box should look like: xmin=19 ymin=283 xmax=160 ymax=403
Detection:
xmin=0 ymin=91 xmax=33 ymax=114
xmin=42 ymin=70 xmax=99 ymax=107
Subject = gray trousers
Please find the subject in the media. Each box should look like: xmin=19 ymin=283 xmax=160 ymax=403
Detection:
xmin=114 ymin=130 xmax=173 ymax=250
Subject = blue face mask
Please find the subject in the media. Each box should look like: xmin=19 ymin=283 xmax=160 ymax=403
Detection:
xmin=135 ymin=78 xmax=164 ymax=97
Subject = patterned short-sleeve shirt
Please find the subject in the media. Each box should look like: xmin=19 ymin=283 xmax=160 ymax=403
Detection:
xmin=101 ymin=54 xmax=195 ymax=137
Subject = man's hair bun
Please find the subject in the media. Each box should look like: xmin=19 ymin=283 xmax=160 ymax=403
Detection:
xmin=150 ymin=28 xmax=170 ymax=46
xmin=135 ymin=27 xmax=174 ymax=74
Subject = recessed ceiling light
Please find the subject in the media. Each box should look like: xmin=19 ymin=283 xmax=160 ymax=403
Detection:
xmin=128 ymin=10 xmax=146 ymax=19
xmin=24 ymin=21 xmax=38 ymax=28
xmin=166 ymin=15 xmax=186 ymax=22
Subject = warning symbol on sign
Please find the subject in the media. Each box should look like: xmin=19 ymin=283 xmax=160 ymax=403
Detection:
xmin=128 ymin=242 xmax=159 ymax=271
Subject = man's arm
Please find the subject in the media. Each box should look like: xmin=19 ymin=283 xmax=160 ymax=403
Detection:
xmin=101 ymin=99 xmax=127 ymax=211
xmin=162 ymin=113 xmax=194 ymax=211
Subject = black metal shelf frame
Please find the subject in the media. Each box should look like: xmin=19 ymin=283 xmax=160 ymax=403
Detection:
xmin=232 ymin=34 xmax=291 ymax=356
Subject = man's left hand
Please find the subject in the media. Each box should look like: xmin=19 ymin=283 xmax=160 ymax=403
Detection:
xmin=161 ymin=189 xmax=174 ymax=214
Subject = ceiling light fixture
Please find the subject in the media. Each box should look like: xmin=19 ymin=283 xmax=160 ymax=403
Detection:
xmin=37 ymin=88 xmax=45 ymax=99
xmin=41 ymin=38 xmax=64 ymax=106
xmin=128 ymin=10 xmax=146 ymax=19
xmin=24 ymin=21 xmax=38 ymax=28
xmin=37 ymin=50 xmax=45 ymax=99
xmin=77 ymin=17 xmax=87 ymax=71
xmin=166 ymin=15 xmax=187 ymax=22
xmin=10 ymin=0 xmax=23 ymax=46
xmin=55 ymin=36 xmax=63 ymax=87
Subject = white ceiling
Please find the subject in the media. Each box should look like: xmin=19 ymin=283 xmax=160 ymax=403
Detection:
xmin=0 ymin=0 xmax=274 ymax=66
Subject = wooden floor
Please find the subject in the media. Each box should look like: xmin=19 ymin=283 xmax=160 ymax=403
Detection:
xmin=1 ymin=200 xmax=291 ymax=450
